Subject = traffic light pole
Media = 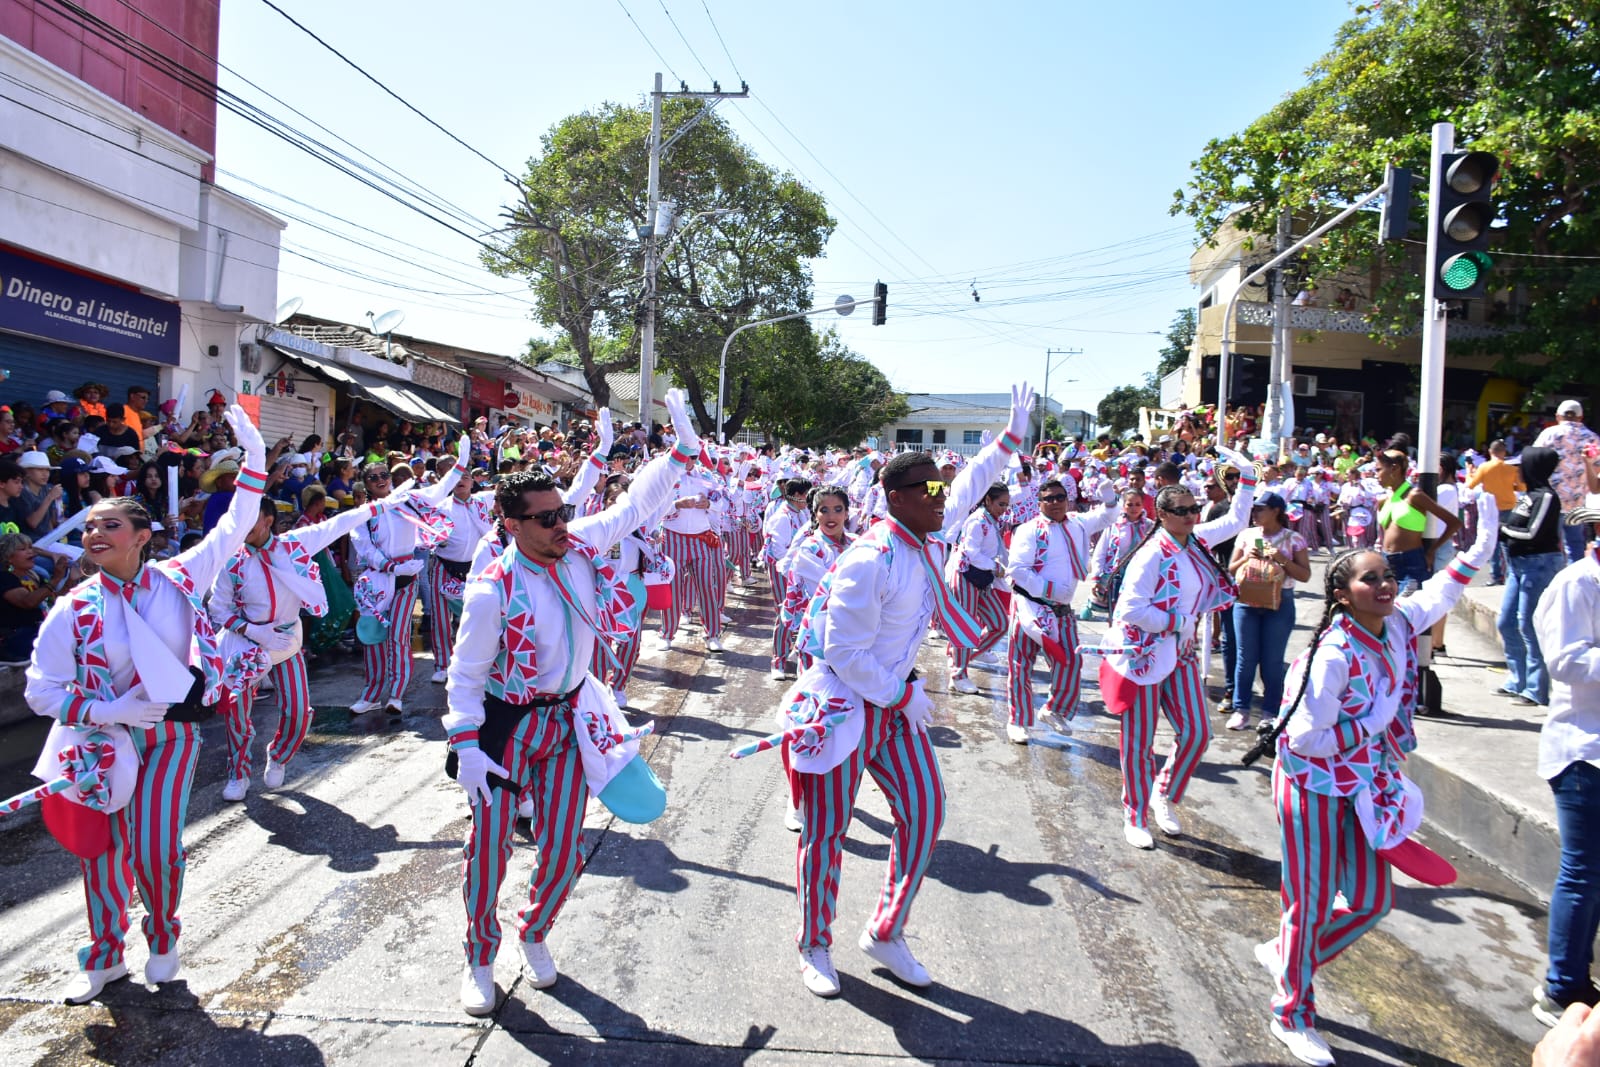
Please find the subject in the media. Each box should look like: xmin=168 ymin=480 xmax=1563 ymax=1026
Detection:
xmin=1213 ymin=182 xmax=1392 ymax=447
xmin=715 ymin=297 xmax=874 ymax=443
xmin=1415 ymin=121 xmax=1454 ymax=501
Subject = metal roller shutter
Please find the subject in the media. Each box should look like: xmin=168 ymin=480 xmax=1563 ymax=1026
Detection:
xmin=258 ymin=393 xmax=320 ymax=452
xmin=0 ymin=332 xmax=160 ymax=414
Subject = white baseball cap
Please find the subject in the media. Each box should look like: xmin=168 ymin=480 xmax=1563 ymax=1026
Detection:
xmin=42 ymin=390 xmax=71 ymax=406
xmin=1558 ymin=399 xmax=1583 ymax=417
xmin=88 ymin=456 xmax=128 ymax=476
xmin=16 ymin=450 xmax=53 ymax=470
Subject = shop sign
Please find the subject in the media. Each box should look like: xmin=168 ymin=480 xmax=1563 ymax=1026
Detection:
xmin=0 ymin=246 xmax=180 ymax=365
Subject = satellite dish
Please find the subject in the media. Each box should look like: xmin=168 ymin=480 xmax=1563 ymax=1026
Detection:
xmin=371 ymin=309 xmax=406 ymax=335
xmin=834 ymin=294 xmax=856 ymax=316
xmin=274 ymin=296 xmax=304 ymax=324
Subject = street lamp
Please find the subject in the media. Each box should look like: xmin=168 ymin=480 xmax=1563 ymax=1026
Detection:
xmin=1037 ymin=348 xmax=1081 ymax=449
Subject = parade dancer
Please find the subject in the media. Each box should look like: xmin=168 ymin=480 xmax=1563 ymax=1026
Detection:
xmin=657 ymin=449 xmax=731 ymax=654
xmin=947 ymin=481 xmax=1011 ymax=695
xmin=764 ymin=478 xmax=813 ymax=677
xmin=349 ymin=451 xmax=466 ymax=716
xmin=779 ymin=384 xmax=1033 ymax=997
xmin=25 ymin=406 xmax=266 ymax=1002
xmin=589 ymin=473 xmax=675 ymax=709
xmin=444 ymin=390 xmax=700 ymax=1015
xmin=1089 ymin=490 xmax=1155 ymax=614
xmin=1004 ymin=475 xmax=1119 ymax=743
xmin=1101 ymin=448 xmax=1257 ymax=851
xmin=1256 ymin=496 xmax=1497 ymax=1064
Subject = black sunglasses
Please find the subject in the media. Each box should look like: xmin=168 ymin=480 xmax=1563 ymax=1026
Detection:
xmin=1038 ymin=493 xmax=1069 ymax=503
xmin=508 ymin=503 xmax=575 ymax=529
xmin=1161 ymin=503 xmax=1204 ymax=517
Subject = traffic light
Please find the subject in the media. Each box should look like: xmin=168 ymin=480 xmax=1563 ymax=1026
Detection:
xmin=871 ymin=281 xmax=887 ymax=326
xmin=1231 ymin=355 xmax=1267 ymax=403
xmin=1433 ymin=150 xmax=1499 ymax=300
xmin=1379 ymin=165 xmax=1414 ymax=242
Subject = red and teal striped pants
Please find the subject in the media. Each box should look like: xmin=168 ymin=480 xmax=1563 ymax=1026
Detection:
xmin=360 ymin=578 xmax=421 ymax=704
xmin=1007 ymin=611 xmax=1081 ymax=727
xmin=224 ymin=650 xmax=313 ymax=781
xmin=1118 ymin=652 xmax=1212 ymax=827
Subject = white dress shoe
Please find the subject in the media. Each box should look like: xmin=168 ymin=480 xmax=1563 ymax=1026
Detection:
xmin=516 ymin=795 xmax=535 ymax=820
xmin=521 ymin=939 xmax=558 ymax=989
xmin=951 ymin=674 xmax=979 ymax=695
xmin=1255 ymin=937 xmax=1281 ymax=979
xmin=263 ymin=759 xmax=286 ymax=790
xmin=349 ymin=699 xmax=381 ymax=716
xmin=1151 ymin=793 xmax=1182 ymax=836
xmin=460 ymin=963 xmax=496 ymax=1016
xmin=63 ymin=963 xmax=128 ymax=1004
xmin=1006 ymin=723 xmax=1030 ymax=745
xmin=858 ymin=931 xmax=931 ymax=987
xmin=705 ymin=636 xmax=725 ymax=653
xmin=1269 ymin=1019 xmax=1336 ymax=1065
xmin=783 ymin=804 xmax=802 ymax=833
xmin=144 ymin=950 xmax=179 ymax=984
xmin=799 ymin=946 xmax=840 ymax=997
xmin=612 ymin=688 xmax=628 ymax=709
xmin=222 ymin=777 xmax=249 ymax=803
xmin=1123 ymin=822 xmax=1155 ymax=850
xmin=431 ymin=669 xmax=448 ymax=684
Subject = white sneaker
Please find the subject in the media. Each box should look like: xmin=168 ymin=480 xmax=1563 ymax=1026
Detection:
xmin=1269 ymin=1019 xmax=1336 ymax=1065
xmin=1255 ymin=937 xmax=1281 ymax=979
xmin=654 ymin=633 xmax=672 ymax=651
xmin=222 ymin=777 xmax=249 ymax=803
xmin=612 ymin=688 xmax=628 ymax=709
xmin=1151 ymin=793 xmax=1182 ymax=836
xmin=974 ymin=650 xmax=1001 ymax=668
xmin=705 ymin=636 xmax=725 ymax=653
xmin=63 ymin=962 xmax=128 ymax=1004
xmin=858 ymin=930 xmax=932 ymax=987
xmin=349 ymin=699 xmax=381 ymax=716
xmin=460 ymin=963 xmax=496 ymax=1016
xmin=951 ymin=674 xmax=979 ymax=695
xmin=431 ymin=669 xmax=448 ymax=684
xmin=769 ymin=667 xmax=787 ymax=681
xmin=263 ymin=759 xmax=286 ymax=789
xmin=784 ymin=804 xmax=802 ymax=833
xmin=798 ymin=945 xmax=840 ymax=997
xmin=385 ymin=700 xmax=403 ymax=717
xmin=720 ymin=613 xmax=732 ymax=625
xmin=1226 ymin=711 xmax=1250 ymax=731
xmin=1006 ymin=723 xmax=1030 ymax=745
xmin=144 ymin=950 xmax=179 ymax=985
xmin=1124 ymin=822 xmax=1155 ymax=850
xmin=516 ymin=795 xmax=535 ymax=820
xmin=520 ymin=939 xmax=557 ymax=989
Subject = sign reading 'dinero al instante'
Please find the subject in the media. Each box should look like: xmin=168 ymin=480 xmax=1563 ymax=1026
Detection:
xmin=0 ymin=247 xmax=180 ymax=365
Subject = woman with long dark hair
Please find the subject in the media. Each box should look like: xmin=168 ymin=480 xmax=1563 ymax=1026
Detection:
xmin=1257 ymin=496 xmax=1497 ymax=1064
xmin=1498 ymin=445 xmax=1565 ymax=706
xmin=947 ymin=480 xmax=1010 ymax=695
xmin=1227 ymin=492 xmax=1312 ymax=731
xmin=23 ymin=407 xmax=266 ymax=1004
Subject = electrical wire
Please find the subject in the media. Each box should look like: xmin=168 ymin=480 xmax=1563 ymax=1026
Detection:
xmin=698 ymin=1 xmax=745 ymax=83
xmin=658 ymin=1 xmax=717 ymax=82
xmin=614 ymin=0 xmax=683 ymax=82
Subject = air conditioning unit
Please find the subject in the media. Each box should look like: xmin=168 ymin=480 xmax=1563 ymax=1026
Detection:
xmin=239 ymin=343 xmax=262 ymax=374
xmin=1291 ymin=373 xmax=1318 ymax=397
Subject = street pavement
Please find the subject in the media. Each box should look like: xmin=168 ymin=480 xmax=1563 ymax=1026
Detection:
xmin=0 ymin=562 xmax=1557 ymax=1065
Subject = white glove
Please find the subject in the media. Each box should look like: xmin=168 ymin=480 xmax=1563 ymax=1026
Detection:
xmin=1098 ymin=478 xmax=1118 ymax=506
xmin=1005 ymin=382 xmax=1036 ymax=442
xmin=225 ymin=403 xmax=266 ymax=472
xmin=89 ymin=690 xmax=166 ymax=729
xmin=245 ymin=623 xmax=295 ymax=654
xmin=902 ymin=680 xmax=935 ymax=734
xmin=456 ymin=746 xmax=511 ymax=807
xmin=1213 ymin=444 xmax=1256 ymax=482
xmin=664 ymin=388 xmax=702 ymax=454
xmin=456 ymin=431 xmax=472 ymax=469
xmin=980 ymin=429 xmax=993 ymax=448
xmin=1457 ymin=491 xmax=1500 ymax=571
xmin=594 ymin=408 xmax=614 ymax=457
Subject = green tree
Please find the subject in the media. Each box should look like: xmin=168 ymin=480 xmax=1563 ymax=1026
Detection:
xmin=1156 ymin=307 xmax=1197 ymax=380
xmin=484 ymin=100 xmax=834 ymax=419
xmin=1171 ymin=0 xmax=1600 ymax=396
xmin=1098 ymin=382 xmax=1157 ymax=437
xmin=743 ymin=327 xmax=908 ymax=448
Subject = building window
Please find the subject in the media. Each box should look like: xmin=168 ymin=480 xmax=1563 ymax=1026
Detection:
xmin=963 ymin=430 xmax=981 ymax=445
xmin=895 ymin=428 xmax=923 ymax=445
xmin=932 ymin=429 xmax=946 ymax=445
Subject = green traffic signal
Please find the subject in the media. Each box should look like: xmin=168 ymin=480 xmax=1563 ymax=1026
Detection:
xmin=1432 ymin=150 xmax=1499 ymax=301
xmin=1440 ymin=250 xmax=1494 ymax=294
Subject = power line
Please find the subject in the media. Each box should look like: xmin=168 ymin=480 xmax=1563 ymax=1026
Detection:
xmin=614 ymin=0 xmax=682 ymax=82
xmin=658 ymin=1 xmax=717 ymax=82
xmin=698 ymin=1 xmax=745 ymax=83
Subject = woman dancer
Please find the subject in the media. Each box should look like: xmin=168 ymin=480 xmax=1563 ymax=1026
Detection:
xmin=947 ymin=481 xmax=1010 ymax=695
xmin=1089 ymin=489 xmax=1155 ymax=615
xmin=1257 ymin=494 xmax=1497 ymax=1064
xmin=589 ymin=473 xmax=673 ymax=710
xmin=1102 ymin=447 xmax=1256 ymax=850
xmin=25 ymin=406 xmax=265 ymax=1002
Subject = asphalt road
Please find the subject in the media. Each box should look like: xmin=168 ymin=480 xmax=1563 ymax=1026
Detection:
xmin=0 ymin=570 xmax=1554 ymax=1066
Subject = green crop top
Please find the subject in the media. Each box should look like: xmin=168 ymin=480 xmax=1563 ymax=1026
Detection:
xmin=1377 ymin=482 xmax=1427 ymax=533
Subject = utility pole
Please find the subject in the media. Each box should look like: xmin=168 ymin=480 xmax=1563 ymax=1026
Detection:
xmin=1416 ymin=121 xmax=1453 ymax=502
xmin=1039 ymin=347 xmax=1081 ymax=450
xmin=1263 ymin=209 xmax=1292 ymax=451
xmin=637 ymin=73 xmax=749 ymax=429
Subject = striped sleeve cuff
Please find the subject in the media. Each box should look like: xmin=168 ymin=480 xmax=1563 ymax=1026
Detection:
xmin=588 ymin=454 xmax=606 ymax=469
xmin=1445 ymin=559 xmax=1479 ymax=585
xmin=447 ymin=726 xmax=479 ymax=751
xmin=1238 ymin=472 xmax=1259 ymax=489
xmin=235 ymin=467 xmax=268 ymax=495
xmin=997 ymin=430 xmax=1022 ymax=456
xmin=59 ymin=693 xmax=93 ymax=726
xmin=883 ymin=681 xmax=912 ymax=712
xmin=1333 ymin=720 xmax=1365 ymax=750
xmin=670 ymin=442 xmax=697 ymax=465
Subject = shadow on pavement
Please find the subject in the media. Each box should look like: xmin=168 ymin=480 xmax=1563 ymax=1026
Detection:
xmin=1316 ymin=1014 xmax=1480 ymax=1067
xmin=79 ymin=983 xmax=324 ymax=1066
xmin=583 ymin=834 xmax=793 ymax=896
xmin=251 ymin=791 xmax=458 ymax=873
xmin=657 ymin=713 xmax=767 ymax=744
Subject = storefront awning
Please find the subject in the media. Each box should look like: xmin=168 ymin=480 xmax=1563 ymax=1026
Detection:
xmin=267 ymin=345 xmax=459 ymax=426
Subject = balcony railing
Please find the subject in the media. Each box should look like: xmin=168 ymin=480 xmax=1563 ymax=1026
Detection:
xmin=1235 ymin=301 xmax=1503 ymax=340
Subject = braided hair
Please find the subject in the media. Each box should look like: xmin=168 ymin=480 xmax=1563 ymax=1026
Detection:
xmin=1242 ymin=547 xmax=1371 ymax=765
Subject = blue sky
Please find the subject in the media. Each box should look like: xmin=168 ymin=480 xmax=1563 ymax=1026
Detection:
xmin=215 ymin=0 xmax=1356 ymax=415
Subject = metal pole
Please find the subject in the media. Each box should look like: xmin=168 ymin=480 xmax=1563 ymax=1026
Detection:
xmin=1213 ymin=182 xmax=1390 ymax=447
xmin=717 ymin=300 xmax=866 ymax=443
xmin=1263 ymin=210 xmax=1291 ymax=449
xmin=1416 ymin=121 xmax=1452 ymax=498
xmin=638 ymin=73 xmax=663 ymax=430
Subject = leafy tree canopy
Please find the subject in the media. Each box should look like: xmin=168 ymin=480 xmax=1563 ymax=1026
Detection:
xmin=1156 ymin=307 xmax=1197 ymax=380
xmin=736 ymin=326 xmax=908 ymax=449
xmin=1098 ymin=383 xmax=1157 ymax=438
xmin=1171 ymin=0 xmax=1600 ymax=396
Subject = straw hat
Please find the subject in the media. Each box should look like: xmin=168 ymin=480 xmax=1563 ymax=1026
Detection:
xmin=200 ymin=458 xmax=240 ymax=492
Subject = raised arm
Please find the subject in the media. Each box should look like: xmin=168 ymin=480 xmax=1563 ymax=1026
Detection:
xmin=562 ymin=408 xmax=612 ymax=506
xmin=1398 ymin=494 xmax=1499 ymax=633
xmin=1195 ymin=446 xmax=1258 ymax=548
xmin=173 ymin=405 xmax=267 ymax=590
xmin=941 ymin=383 xmax=1033 ymax=534
xmin=570 ymin=390 xmax=697 ymax=554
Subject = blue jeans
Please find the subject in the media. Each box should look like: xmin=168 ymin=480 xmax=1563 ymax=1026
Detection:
xmin=1385 ymin=547 xmax=1430 ymax=595
xmin=1232 ymin=590 xmax=1296 ymax=716
xmin=1217 ymin=606 xmax=1237 ymax=698
xmin=1547 ymin=761 xmax=1600 ymax=1002
xmin=1491 ymin=509 xmax=1511 ymax=583
xmin=1562 ymin=519 xmax=1588 ymax=563
xmin=1498 ymin=552 xmax=1564 ymax=704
